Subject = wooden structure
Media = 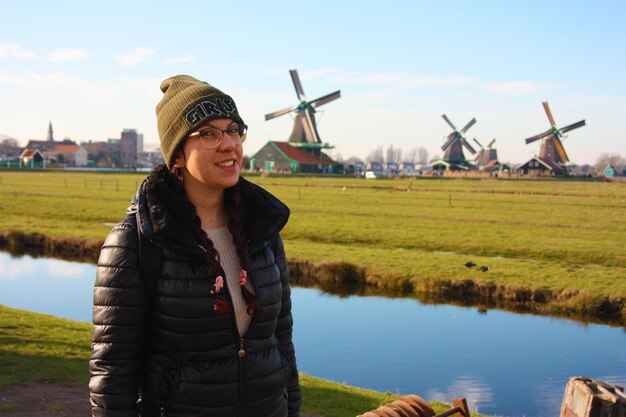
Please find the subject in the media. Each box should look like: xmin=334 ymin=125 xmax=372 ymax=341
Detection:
xmin=19 ymin=148 xmax=45 ymax=168
xmin=250 ymin=141 xmax=342 ymax=174
xmin=430 ymin=115 xmax=477 ymax=171
xmin=521 ymin=101 xmax=586 ymax=176
xmin=473 ymin=138 xmax=501 ymax=171
xmin=357 ymin=394 xmax=471 ymax=417
xmin=560 ymin=377 xmax=625 ymax=417
xmin=265 ymin=69 xmax=341 ymax=160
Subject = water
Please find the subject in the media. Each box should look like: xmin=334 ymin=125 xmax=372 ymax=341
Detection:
xmin=1 ymin=251 xmax=624 ymax=417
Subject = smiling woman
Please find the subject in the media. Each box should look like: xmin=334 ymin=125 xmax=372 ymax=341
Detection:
xmin=89 ymin=75 xmax=301 ymax=417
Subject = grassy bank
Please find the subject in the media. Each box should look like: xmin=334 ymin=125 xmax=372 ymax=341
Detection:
xmin=0 ymin=305 xmax=474 ymax=417
xmin=0 ymin=171 xmax=625 ymax=324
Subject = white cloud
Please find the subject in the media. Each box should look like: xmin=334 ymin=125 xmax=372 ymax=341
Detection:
xmin=48 ymin=48 xmax=88 ymax=63
xmin=164 ymin=54 xmax=194 ymax=65
xmin=0 ymin=42 xmax=39 ymax=60
xmin=1 ymin=260 xmax=36 ymax=280
xmin=484 ymin=80 xmax=559 ymax=96
xmin=43 ymin=260 xmax=90 ymax=280
xmin=0 ymin=70 xmax=114 ymax=99
xmin=115 ymin=48 xmax=156 ymax=66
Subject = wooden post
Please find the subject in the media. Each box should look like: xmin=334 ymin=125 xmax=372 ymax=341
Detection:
xmin=452 ymin=398 xmax=471 ymax=417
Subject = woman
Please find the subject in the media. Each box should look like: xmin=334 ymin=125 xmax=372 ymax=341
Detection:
xmin=89 ymin=75 xmax=301 ymax=417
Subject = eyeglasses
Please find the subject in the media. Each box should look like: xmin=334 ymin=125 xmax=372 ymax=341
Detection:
xmin=188 ymin=123 xmax=248 ymax=149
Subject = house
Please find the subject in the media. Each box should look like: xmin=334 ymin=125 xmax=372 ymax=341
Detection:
xmin=250 ymin=141 xmax=343 ymax=174
xmin=385 ymin=162 xmax=400 ymax=176
xmin=366 ymin=161 xmax=385 ymax=177
xmin=516 ymin=157 xmax=562 ymax=176
xmin=19 ymin=148 xmax=45 ymax=168
xmin=51 ymin=142 xmax=88 ymax=166
xmin=343 ymin=157 xmax=365 ymax=176
xmin=603 ymin=165 xmax=616 ymax=178
xmin=399 ymin=162 xmax=421 ymax=176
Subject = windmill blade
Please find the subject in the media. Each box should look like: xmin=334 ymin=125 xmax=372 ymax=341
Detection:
xmin=553 ymin=137 xmax=570 ymax=163
xmin=310 ymin=90 xmax=341 ymax=108
xmin=525 ymin=128 xmax=554 ymax=144
xmin=265 ymin=105 xmax=296 ymax=121
xmin=542 ymin=101 xmax=557 ymax=127
xmin=487 ymin=138 xmax=496 ymax=148
xmin=442 ymin=114 xmax=457 ymax=131
xmin=460 ymin=118 xmax=477 ymax=134
xmin=441 ymin=133 xmax=457 ymax=151
xmin=461 ymin=137 xmax=477 ymax=154
xmin=473 ymin=138 xmax=484 ymax=149
xmin=559 ymin=120 xmax=586 ymax=135
xmin=290 ymin=69 xmax=306 ymax=100
xmin=302 ymin=108 xmax=320 ymax=143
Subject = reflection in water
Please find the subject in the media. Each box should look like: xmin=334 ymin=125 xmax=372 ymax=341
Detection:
xmin=0 ymin=252 xmax=95 ymax=322
xmin=0 ymin=251 xmax=625 ymax=417
xmin=427 ymin=375 xmax=494 ymax=415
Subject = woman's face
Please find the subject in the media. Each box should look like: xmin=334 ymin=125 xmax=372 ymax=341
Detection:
xmin=175 ymin=118 xmax=244 ymax=192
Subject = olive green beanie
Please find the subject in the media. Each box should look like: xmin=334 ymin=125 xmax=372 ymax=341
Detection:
xmin=156 ymin=74 xmax=244 ymax=168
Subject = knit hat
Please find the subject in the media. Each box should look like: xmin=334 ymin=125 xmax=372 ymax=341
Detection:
xmin=156 ymin=74 xmax=244 ymax=167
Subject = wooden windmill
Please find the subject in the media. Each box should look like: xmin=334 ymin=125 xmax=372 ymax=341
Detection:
xmin=524 ymin=101 xmax=586 ymax=170
xmin=434 ymin=114 xmax=477 ymax=170
xmin=473 ymin=138 xmax=498 ymax=167
xmin=265 ymin=69 xmax=341 ymax=157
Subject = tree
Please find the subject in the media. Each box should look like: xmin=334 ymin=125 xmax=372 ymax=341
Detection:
xmin=385 ymin=145 xmax=395 ymax=163
xmin=595 ymin=153 xmax=625 ymax=171
xmin=0 ymin=136 xmax=20 ymax=157
xmin=384 ymin=145 xmax=403 ymax=163
xmin=405 ymin=148 xmax=418 ymax=163
xmin=418 ymin=147 xmax=430 ymax=164
xmin=366 ymin=145 xmax=384 ymax=163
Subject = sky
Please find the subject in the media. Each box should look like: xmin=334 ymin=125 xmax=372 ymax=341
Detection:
xmin=1 ymin=0 xmax=625 ymax=165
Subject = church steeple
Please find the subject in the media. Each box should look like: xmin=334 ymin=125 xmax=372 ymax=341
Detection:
xmin=47 ymin=121 xmax=54 ymax=142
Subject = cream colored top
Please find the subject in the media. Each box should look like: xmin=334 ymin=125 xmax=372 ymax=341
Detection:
xmin=204 ymin=226 xmax=254 ymax=336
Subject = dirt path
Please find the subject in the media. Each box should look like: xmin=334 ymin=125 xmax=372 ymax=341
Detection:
xmin=0 ymin=383 xmax=324 ymax=417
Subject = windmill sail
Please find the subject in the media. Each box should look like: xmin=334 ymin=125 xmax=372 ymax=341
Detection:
xmin=265 ymin=69 xmax=341 ymax=146
xmin=440 ymin=115 xmax=477 ymax=164
xmin=525 ymin=101 xmax=586 ymax=171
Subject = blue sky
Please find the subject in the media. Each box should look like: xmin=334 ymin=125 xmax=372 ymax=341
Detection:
xmin=1 ymin=0 xmax=625 ymax=164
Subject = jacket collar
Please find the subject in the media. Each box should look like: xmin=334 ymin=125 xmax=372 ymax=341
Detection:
xmin=132 ymin=166 xmax=290 ymax=254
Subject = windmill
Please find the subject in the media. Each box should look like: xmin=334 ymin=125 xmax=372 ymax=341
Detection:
xmin=524 ymin=101 xmax=586 ymax=169
xmin=265 ymin=69 xmax=340 ymax=157
xmin=434 ymin=114 xmax=477 ymax=170
xmin=473 ymin=138 xmax=498 ymax=167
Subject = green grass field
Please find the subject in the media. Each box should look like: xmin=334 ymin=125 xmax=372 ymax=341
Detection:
xmin=1 ymin=170 xmax=625 ymax=322
xmin=0 ymin=305 xmax=471 ymax=417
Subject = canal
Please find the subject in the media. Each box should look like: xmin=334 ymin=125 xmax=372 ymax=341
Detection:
xmin=0 ymin=251 xmax=624 ymax=417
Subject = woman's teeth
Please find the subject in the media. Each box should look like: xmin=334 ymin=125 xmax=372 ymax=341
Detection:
xmin=217 ymin=160 xmax=234 ymax=167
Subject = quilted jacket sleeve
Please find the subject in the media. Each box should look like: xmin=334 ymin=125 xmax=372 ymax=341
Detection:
xmin=89 ymin=220 xmax=145 ymax=417
xmin=272 ymin=234 xmax=301 ymax=417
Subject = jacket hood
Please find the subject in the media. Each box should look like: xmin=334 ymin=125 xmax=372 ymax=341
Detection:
xmin=131 ymin=165 xmax=290 ymax=254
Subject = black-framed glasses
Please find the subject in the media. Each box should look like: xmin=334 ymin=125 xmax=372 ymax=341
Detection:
xmin=188 ymin=123 xmax=248 ymax=149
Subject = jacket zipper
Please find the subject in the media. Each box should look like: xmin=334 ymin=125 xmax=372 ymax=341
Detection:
xmin=220 ymin=266 xmax=246 ymax=417
xmin=238 ymin=336 xmax=246 ymax=417
xmin=223 ymin=265 xmax=260 ymax=417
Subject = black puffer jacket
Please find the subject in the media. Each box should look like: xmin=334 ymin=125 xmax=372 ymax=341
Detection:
xmin=89 ymin=169 xmax=300 ymax=417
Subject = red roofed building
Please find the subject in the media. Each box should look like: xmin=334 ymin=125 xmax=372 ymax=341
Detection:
xmin=250 ymin=141 xmax=343 ymax=174
xmin=19 ymin=148 xmax=45 ymax=168
xmin=51 ymin=141 xmax=88 ymax=166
